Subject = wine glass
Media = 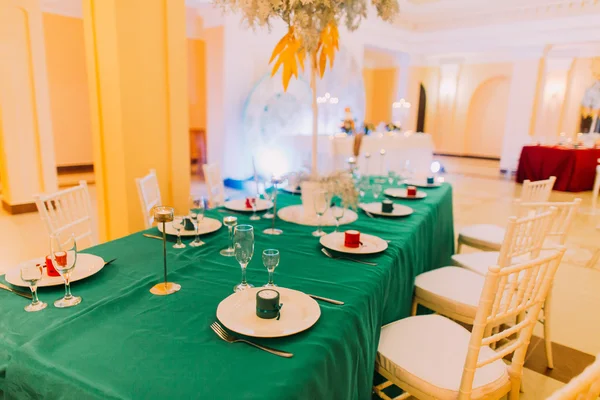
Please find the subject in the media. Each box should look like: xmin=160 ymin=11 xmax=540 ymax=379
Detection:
xmin=233 ymin=225 xmax=254 ymax=292
xmin=50 ymin=234 xmax=81 ymax=308
xmin=262 ymin=184 xmax=275 ymax=219
xmin=372 ymin=184 xmax=383 ymax=200
xmin=172 ymin=216 xmax=186 ymax=249
xmin=388 ymin=170 xmax=397 ymax=186
xmin=20 ymin=262 xmax=47 ymax=312
xmin=220 ymin=216 xmax=237 ymax=257
xmin=262 ymin=249 xmax=280 ymax=288
xmin=312 ymin=190 xmax=330 ymax=237
xmin=189 ymin=195 xmax=206 ymax=247
xmin=358 ymin=178 xmax=369 ymax=203
xmin=331 ymin=197 xmax=346 ymax=232
xmin=249 ymin=197 xmax=261 ymax=221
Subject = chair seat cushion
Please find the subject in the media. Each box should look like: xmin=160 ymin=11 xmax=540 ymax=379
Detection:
xmin=415 ymin=267 xmax=484 ymax=320
xmin=377 ymin=315 xmax=509 ymax=400
xmin=451 ymin=252 xmax=500 ymax=276
xmin=458 ymin=224 xmax=505 ymax=251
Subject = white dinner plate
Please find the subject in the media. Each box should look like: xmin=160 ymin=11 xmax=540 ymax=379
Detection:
xmin=384 ymin=188 xmax=427 ymax=200
xmin=320 ymin=231 xmax=388 ymax=255
xmin=281 ymin=186 xmax=301 ymax=194
xmin=404 ymin=180 xmax=441 ymax=188
xmin=224 ymin=199 xmax=273 ymax=212
xmin=216 ymin=287 xmax=321 ymax=338
xmin=157 ymin=217 xmax=222 ymax=237
xmin=5 ymin=253 xmax=105 ymax=288
xmin=360 ymin=202 xmax=414 ymax=217
xmin=277 ymin=205 xmax=358 ymax=226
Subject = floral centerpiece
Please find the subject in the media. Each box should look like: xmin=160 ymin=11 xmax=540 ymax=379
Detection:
xmin=385 ymin=122 xmax=401 ymax=132
xmin=215 ymin=0 xmax=399 ymax=175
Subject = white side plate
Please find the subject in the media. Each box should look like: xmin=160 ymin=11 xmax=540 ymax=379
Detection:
xmin=320 ymin=231 xmax=388 ymax=255
xmin=157 ymin=217 xmax=222 ymax=237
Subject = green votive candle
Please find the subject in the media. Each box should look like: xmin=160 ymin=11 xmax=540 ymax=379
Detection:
xmin=381 ymin=199 xmax=394 ymax=213
xmin=256 ymin=289 xmax=282 ymax=320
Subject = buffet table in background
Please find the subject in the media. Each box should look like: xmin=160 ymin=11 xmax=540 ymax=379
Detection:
xmin=516 ymin=145 xmax=600 ymax=192
xmin=0 ymin=184 xmax=453 ymax=400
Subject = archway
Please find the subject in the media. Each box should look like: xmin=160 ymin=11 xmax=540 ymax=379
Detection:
xmin=465 ymin=76 xmax=510 ymax=158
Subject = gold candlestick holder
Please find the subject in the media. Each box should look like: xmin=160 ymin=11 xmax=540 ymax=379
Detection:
xmin=150 ymin=206 xmax=181 ymax=296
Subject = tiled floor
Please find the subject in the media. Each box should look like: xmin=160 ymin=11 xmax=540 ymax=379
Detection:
xmin=1 ymin=157 xmax=599 ymax=397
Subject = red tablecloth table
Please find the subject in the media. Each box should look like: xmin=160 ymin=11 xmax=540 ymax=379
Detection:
xmin=516 ymin=145 xmax=600 ymax=192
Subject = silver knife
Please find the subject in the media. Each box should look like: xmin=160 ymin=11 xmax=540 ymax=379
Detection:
xmin=143 ymin=233 xmax=163 ymax=240
xmin=104 ymin=258 xmax=117 ymax=266
xmin=308 ymin=294 xmax=344 ymax=305
xmin=0 ymin=283 xmax=32 ymax=299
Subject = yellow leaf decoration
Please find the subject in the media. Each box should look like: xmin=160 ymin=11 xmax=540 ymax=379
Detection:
xmin=269 ymin=22 xmax=339 ymax=91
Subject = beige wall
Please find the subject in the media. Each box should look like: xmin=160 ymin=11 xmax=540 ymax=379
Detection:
xmin=363 ymin=67 xmax=397 ymax=125
xmin=188 ymin=39 xmax=207 ymax=130
xmin=43 ymin=13 xmax=93 ymax=167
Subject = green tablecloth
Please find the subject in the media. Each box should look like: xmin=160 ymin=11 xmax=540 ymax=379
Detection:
xmin=0 ymin=183 xmax=454 ymax=400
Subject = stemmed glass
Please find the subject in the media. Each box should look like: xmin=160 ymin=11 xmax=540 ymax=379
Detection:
xmin=50 ymin=234 xmax=81 ymax=308
xmin=358 ymin=178 xmax=369 ymax=203
xmin=20 ymin=262 xmax=47 ymax=312
xmin=312 ymin=189 xmax=330 ymax=237
xmin=388 ymin=170 xmax=397 ymax=186
xmin=220 ymin=216 xmax=237 ymax=257
xmin=372 ymin=184 xmax=383 ymax=200
xmin=331 ymin=197 xmax=346 ymax=232
xmin=249 ymin=196 xmax=261 ymax=221
xmin=262 ymin=249 xmax=280 ymax=288
xmin=233 ymin=225 xmax=254 ymax=292
xmin=189 ymin=196 xmax=206 ymax=247
xmin=172 ymin=216 xmax=186 ymax=249
xmin=262 ymin=184 xmax=275 ymax=219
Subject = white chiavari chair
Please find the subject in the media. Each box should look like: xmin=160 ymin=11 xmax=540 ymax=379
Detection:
xmin=33 ymin=181 xmax=96 ymax=249
xmin=374 ymin=248 xmax=566 ymax=400
xmin=452 ymin=199 xmax=580 ymax=369
xmin=202 ymin=163 xmax=226 ymax=207
xmin=135 ymin=169 xmax=162 ymax=229
xmin=456 ymin=176 xmax=556 ymax=253
xmin=546 ymin=354 xmax=600 ymax=400
xmin=592 ymin=159 xmax=600 ymax=215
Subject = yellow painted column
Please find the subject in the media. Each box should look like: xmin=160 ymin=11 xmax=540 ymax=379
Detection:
xmin=82 ymin=0 xmax=190 ymax=241
xmin=0 ymin=0 xmax=58 ymax=213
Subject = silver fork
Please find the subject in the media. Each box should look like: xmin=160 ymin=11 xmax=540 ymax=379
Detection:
xmin=210 ymin=322 xmax=293 ymax=358
xmin=321 ymin=248 xmax=377 ymax=266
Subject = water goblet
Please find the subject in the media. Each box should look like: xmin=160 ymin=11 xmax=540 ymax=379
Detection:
xmin=172 ymin=216 xmax=186 ymax=249
xmin=220 ymin=216 xmax=237 ymax=257
xmin=233 ymin=225 xmax=254 ymax=292
xmin=372 ymin=184 xmax=383 ymax=200
xmin=331 ymin=197 xmax=346 ymax=232
xmin=50 ymin=234 xmax=82 ymax=308
xmin=262 ymin=185 xmax=275 ymax=219
xmin=358 ymin=178 xmax=369 ymax=202
xmin=249 ymin=197 xmax=261 ymax=221
xmin=20 ymin=263 xmax=47 ymax=312
xmin=388 ymin=170 xmax=397 ymax=186
xmin=312 ymin=190 xmax=330 ymax=237
xmin=189 ymin=195 xmax=206 ymax=247
xmin=262 ymin=249 xmax=280 ymax=288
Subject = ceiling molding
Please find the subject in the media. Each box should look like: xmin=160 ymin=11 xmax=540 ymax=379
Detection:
xmin=40 ymin=0 xmax=81 ymax=18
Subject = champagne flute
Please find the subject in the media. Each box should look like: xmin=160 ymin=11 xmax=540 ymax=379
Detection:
xmin=312 ymin=190 xmax=330 ymax=237
xmin=20 ymin=262 xmax=47 ymax=312
xmin=388 ymin=170 xmax=397 ymax=186
xmin=262 ymin=184 xmax=275 ymax=219
xmin=172 ymin=216 xmax=186 ymax=249
xmin=189 ymin=196 xmax=206 ymax=247
xmin=50 ymin=234 xmax=81 ymax=308
xmin=262 ymin=249 xmax=280 ymax=288
xmin=220 ymin=216 xmax=237 ymax=257
xmin=331 ymin=197 xmax=346 ymax=232
xmin=249 ymin=197 xmax=261 ymax=221
xmin=372 ymin=184 xmax=383 ymax=200
xmin=233 ymin=225 xmax=254 ymax=292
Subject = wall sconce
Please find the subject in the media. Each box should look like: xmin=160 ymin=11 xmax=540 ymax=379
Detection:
xmin=392 ymin=98 xmax=411 ymax=109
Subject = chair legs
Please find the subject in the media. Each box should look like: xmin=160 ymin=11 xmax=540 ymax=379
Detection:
xmin=411 ymin=299 xmax=418 ymax=316
xmin=543 ymin=290 xmax=554 ymax=369
xmin=593 ymin=172 xmax=600 ymax=215
xmin=457 ymin=239 xmax=463 ymax=254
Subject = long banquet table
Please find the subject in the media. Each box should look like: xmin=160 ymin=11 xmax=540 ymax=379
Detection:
xmin=516 ymin=145 xmax=600 ymax=192
xmin=0 ymin=182 xmax=454 ymax=400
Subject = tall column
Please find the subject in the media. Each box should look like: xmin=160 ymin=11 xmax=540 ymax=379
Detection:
xmin=499 ymin=59 xmax=541 ymax=172
xmin=83 ymin=0 xmax=190 ymax=241
xmin=532 ymin=57 xmax=574 ymax=143
xmin=0 ymin=0 xmax=58 ymax=213
xmin=436 ymin=63 xmax=461 ymax=152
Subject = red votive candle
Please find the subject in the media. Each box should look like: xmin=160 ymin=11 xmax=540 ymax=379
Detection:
xmin=344 ymin=230 xmax=361 ymax=248
xmin=407 ymin=186 xmax=417 ymax=197
xmin=45 ymin=255 xmax=60 ymax=276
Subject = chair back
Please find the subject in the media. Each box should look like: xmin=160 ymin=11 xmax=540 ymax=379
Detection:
xmin=520 ymin=176 xmax=556 ymax=202
xmin=202 ymin=163 xmax=226 ymax=207
xmin=135 ymin=169 xmax=162 ymax=229
xmin=546 ymin=353 xmax=600 ymax=400
xmin=516 ymin=199 xmax=581 ymax=246
xmin=33 ymin=181 xmax=96 ymax=248
xmin=497 ymin=207 xmax=557 ymax=267
xmin=457 ymin=248 xmax=566 ymax=400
